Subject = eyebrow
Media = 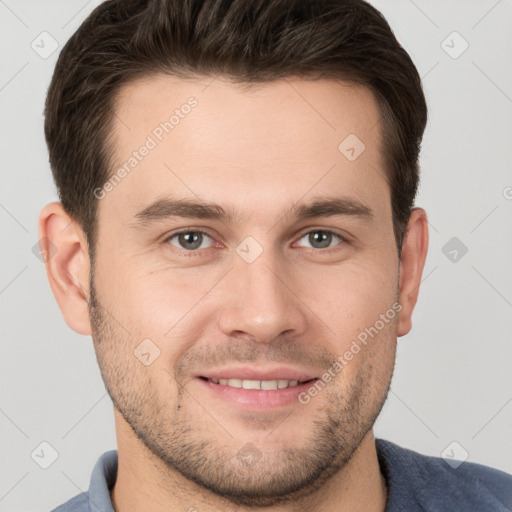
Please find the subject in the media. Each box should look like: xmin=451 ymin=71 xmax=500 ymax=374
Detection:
xmin=130 ymin=196 xmax=373 ymax=228
xmin=130 ymin=198 xmax=239 ymax=226
xmin=294 ymin=197 xmax=373 ymax=221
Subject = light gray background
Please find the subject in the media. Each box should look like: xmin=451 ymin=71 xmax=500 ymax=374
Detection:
xmin=1 ymin=1 xmax=511 ymax=510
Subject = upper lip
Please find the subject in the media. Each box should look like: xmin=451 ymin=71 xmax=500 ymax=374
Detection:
xmin=197 ymin=366 xmax=318 ymax=382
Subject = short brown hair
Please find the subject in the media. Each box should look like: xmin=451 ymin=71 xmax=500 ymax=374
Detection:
xmin=44 ymin=0 xmax=427 ymax=256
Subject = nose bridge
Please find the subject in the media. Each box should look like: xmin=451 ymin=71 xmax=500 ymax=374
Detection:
xmin=217 ymin=247 xmax=307 ymax=342
xmin=241 ymin=256 xmax=284 ymax=308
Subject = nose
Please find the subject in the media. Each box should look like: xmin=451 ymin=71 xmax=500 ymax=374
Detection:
xmin=217 ymin=253 xmax=308 ymax=344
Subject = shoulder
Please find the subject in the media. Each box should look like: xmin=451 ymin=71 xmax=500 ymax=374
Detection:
xmin=376 ymin=439 xmax=512 ymax=511
xmin=50 ymin=492 xmax=89 ymax=512
xmin=49 ymin=450 xmax=118 ymax=512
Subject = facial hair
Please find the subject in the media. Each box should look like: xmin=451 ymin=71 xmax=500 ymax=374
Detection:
xmin=88 ymin=276 xmax=395 ymax=507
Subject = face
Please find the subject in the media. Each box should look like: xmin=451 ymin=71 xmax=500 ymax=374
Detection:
xmin=89 ymin=75 xmax=400 ymax=506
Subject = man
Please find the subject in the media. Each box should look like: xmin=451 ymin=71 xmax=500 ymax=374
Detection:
xmin=39 ymin=0 xmax=511 ymax=510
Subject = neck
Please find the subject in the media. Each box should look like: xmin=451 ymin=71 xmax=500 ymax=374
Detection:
xmin=111 ymin=415 xmax=387 ymax=512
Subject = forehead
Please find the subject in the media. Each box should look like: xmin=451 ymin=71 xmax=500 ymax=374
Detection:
xmin=103 ymin=74 xmax=388 ymax=223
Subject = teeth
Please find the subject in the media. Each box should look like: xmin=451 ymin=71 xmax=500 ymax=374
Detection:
xmin=261 ymin=380 xmax=278 ymax=390
xmin=278 ymin=379 xmax=288 ymax=389
xmin=208 ymin=378 xmax=302 ymax=390
xmin=242 ymin=380 xmax=261 ymax=390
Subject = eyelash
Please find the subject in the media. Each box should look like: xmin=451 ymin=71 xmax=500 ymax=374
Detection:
xmin=163 ymin=228 xmax=348 ymax=256
xmin=293 ymin=229 xmax=347 ymax=252
xmin=164 ymin=229 xmax=216 ymax=257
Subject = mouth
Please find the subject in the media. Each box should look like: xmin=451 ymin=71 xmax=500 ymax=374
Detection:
xmin=194 ymin=376 xmax=320 ymax=410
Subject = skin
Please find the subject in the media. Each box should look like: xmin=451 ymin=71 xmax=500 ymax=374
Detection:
xmin=39 ymin=75 xmax=428 ymax=512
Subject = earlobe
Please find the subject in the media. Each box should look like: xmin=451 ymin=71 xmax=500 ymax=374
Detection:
xmin=396 ymin=207 xmax=429 ymax=337
xmin=38 ymin=202 xmax=92 ymax=335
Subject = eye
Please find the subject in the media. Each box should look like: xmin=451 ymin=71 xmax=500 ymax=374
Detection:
xmin=296 ymin=230 xmax=343 ymax=249
xmin=167 ymin=231 xmax=214 ymax=251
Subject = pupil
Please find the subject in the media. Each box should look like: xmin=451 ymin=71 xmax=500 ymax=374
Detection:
xmin=179 ymin=232 xmax=202 ymax=250
xmin=309 ymin=231 xmax=331 ymax=249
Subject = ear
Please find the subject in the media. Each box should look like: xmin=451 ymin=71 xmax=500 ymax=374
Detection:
xmin=396 ymin=207 xmax=429 ymax=337
xmin=38 ymin=202 xmax=92 ymax=335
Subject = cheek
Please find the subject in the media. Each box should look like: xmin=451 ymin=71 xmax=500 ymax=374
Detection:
xmin=295 ymin=258 xmax=398 ymax=339
xmin=294 ymin=258 xmax=399 ymax=388
xmin=96 ymin=258 xmax=227 ymax=346
xmin=95 ymin=232 xmax=398 ymax=351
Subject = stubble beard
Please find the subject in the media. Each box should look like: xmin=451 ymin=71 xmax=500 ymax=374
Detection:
xmin=88 ymin=276 xmax=394 ymax=507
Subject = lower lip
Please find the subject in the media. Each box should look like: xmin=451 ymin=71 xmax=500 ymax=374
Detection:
xmin=194 ymin=378 xmax=318 ymax=410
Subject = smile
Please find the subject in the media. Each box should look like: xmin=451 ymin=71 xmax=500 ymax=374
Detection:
xmin=202 ymin=377 xmax=315 ymax=390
